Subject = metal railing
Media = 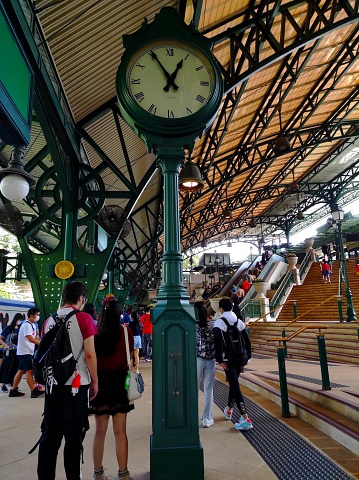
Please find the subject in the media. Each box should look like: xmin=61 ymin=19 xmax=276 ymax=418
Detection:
xmin=267 ymin=324 xmax=330 ymax=417
xmin=269 ymin=270 xmax=294 ymax=316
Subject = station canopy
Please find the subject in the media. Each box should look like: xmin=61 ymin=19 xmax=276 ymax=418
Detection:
xmin=1 ymin=0 xmax=359 ymax=301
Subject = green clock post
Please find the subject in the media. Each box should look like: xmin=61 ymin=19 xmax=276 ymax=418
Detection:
xmin=116 ymin=8 xmax=223 ymax=479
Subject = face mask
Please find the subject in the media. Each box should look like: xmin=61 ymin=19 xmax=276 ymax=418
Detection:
xmin=35 ymin=315 xmax=40 ymax=321
xmin=16 ymin=321 xmax=22 ymax=326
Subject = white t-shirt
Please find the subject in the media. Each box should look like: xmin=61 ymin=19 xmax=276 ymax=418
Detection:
xmin=17 ymin=321 xmax=36 ymax=355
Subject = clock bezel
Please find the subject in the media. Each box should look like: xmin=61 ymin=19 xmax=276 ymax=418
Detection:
xmin=117 ymin=38 xmax=223 ymax=138
xmin=124 ymin=40 xmax=217 ymax=121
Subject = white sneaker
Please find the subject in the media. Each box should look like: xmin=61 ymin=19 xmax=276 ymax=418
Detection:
xmin=93 ymin=474 xmax=107 ymax=480
xmin=223 ymin=406 xmax=233 ymax=420
xmin=202 ymin=418 xmax=214 ymax=428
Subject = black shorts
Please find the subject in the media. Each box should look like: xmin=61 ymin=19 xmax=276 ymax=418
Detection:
xmin=18 ymin=354 xmax=33 ymax=372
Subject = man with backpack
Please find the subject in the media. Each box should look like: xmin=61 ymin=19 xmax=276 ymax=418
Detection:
xmin=37 ymin=281 xmax=98 ymax=480
xmin=213 ymin=297 xmax=253 ymax=430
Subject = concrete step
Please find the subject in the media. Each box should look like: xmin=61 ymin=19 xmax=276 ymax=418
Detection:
xmin=239 ymin=368 xmax=359 ymax=457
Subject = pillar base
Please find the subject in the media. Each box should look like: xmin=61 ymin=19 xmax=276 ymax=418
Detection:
xmin=150 ymin=435 xmax=204 ymax=480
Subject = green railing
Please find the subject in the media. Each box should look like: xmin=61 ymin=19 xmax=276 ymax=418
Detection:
xmin=240 ymin=299 xmax=261 ymax=319
xmin=269 ymin=270 xmax=294 ymax=315
xmin=299 ymin=250 xmax=312 ymax=280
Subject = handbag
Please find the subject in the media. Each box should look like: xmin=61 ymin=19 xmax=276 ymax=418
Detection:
xmin=124 ymin=327 xmax=144 ymax=401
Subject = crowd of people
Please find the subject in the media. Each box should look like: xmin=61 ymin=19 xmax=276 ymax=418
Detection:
xmin=0 ymin=282 xmax=252 ymax=479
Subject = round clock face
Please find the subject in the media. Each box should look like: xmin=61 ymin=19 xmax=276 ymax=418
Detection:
xmin=126 ymin=42 xmax=216 ymax=119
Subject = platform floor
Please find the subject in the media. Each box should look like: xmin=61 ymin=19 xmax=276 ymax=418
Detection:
xmin=0 ymin=355 xmax=358 ymax=479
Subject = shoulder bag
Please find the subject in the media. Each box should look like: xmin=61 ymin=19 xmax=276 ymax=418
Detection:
xmin=124 ymin=327 xmax=144 ymax=401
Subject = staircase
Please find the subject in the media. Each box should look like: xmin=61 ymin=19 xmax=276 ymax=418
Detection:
xmin=248 ymin=259 xmax=359 ymax=365
xmin=240 ymin=259 xmax=359 ymax=465
xmin=278 ymin=260 xmax=359 ymax=322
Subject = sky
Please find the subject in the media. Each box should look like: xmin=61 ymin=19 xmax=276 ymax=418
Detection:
xmin=204 ymin=198 xmax=359 ymax=262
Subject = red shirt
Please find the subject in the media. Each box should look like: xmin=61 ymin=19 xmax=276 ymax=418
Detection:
xmin=97 ymin=326 xmax=134 ymax=371
xmin=321 ymin=263 xmax=331 ymax=272
xmin=140 ymin=313 xmax=152 ymax=334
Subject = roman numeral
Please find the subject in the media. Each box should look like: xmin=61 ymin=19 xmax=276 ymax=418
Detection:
xmin=135 ymin=63 xmax=145 ymax=70
xmin=196 ymin=95 xmax=205 ymax=103
xmin=166 ymin=48 xmax=174 ymax=56
xmin=184 ymin=54 xmax=189 ymax=60
xmin=200 ymin=81 xmax=209 ymax=86
xmin=135 ymin=92 xmax=145 ymax=103
xmin=168 ymin=110 xmax=174 ymax=118
xmin=131 ymin=79 xmax=140 ymax=84
xmin=195 ymin=65 xmax=204 ymax=71
xmin=186 ymin=107 xmax=193 ymax=115
xmin=148 ymin=104 xmax=157 ymax=114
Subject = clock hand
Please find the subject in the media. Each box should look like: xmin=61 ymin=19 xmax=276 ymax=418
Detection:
xmin=164 ymin=59 xmax=183 ymax=92
xmin=149 ymin=50 xmax=179 ymax=90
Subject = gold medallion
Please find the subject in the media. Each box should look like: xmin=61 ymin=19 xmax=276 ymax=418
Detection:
xmin=54 ymin=260 xmax=75 ymax=279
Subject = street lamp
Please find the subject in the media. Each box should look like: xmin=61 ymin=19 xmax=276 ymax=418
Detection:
xmin=331 ymin=204 xmax=357 ymax=322
xmin=208 ymin=259 xmax=213 ymax=288
xmin=214 ymin=252 xmax=221 ymax=283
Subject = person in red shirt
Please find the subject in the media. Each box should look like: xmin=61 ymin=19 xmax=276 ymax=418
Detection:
xmin=321 ymin=260 xmax=331 ymax=283
xmin=140 ymin=306 xmax=152 ymax=362
xmin=242 ymin=279 xmax=251 ymax=294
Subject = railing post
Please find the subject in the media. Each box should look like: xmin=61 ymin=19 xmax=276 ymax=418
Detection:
xmin=316 ymin=332 xmax=331 ymax=390
xmin=281 ymin=328 xmax=287 ymax=357
xmin=277 ymin=343 xmax=291 ymax=418
xmin=289 ymin=300 xmax=297 ymax=319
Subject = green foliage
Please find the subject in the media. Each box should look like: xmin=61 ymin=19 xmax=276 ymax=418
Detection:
xmin=182 ymin=254 xmax=199 ymax=270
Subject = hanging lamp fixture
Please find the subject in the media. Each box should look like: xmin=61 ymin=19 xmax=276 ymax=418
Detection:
xmin=0 ymin=145 xmax=36 ymax=201
xmin=296 ymin=192 xmax=304 ymax=219
xmin=222 ymin=182 xmax=233 ymax=220
xmin=178 ymin=159 xmax=204 ymax=192
xmin=273 ymin=104 xmax=290 ymax=156
xmin=249 ymin=210 xmax=256 ymax=228
xmin=290 ymin=170 xmax=299 ymax=192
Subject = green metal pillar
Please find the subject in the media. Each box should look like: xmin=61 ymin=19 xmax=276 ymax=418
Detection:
xmin=150 ymin=154 xmax=203 ymax=480
xmin=337 ymin=222 xmax=357 ymax=322
xmin=316 ymin=332 xmax=331 ymax=390
xmin=277 ymin=344 xmax=290 ymax=418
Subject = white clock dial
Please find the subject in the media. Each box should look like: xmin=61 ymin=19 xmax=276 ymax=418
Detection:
xmin=127 ymin=43 xmax=215 ymax=119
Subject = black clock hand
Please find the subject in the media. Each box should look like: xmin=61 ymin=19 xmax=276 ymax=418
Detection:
xmin=149 ymin=50 xmax=179 ymax=90
xmin=164 ymin=59 xmax=183 ymax=92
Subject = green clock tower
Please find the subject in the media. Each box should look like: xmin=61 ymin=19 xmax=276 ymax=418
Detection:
xmin=116 ymin=7 xmax=223 ymax=479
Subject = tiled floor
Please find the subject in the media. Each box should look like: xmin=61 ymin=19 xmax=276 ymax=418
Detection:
xmin=0 ymin=356 xmax=358 ymax=479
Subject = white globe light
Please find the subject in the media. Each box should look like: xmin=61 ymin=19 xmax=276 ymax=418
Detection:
xmin=0 ymin=174 xmax=30 ymax=201
xmin=102 ymin=272 xmax=108 ymax=280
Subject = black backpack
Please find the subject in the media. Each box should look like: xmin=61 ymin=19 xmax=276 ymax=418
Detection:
xmin=221 ymin=317 xmax=251 ymax=368
xmin=33 ymin=310 xmax=81 ymax=388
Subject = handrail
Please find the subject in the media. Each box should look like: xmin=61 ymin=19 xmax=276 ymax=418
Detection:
xmin=270 ymin=269 xmax=293 ymax=312
xmin=298 ymin=250 xmax=311 ymax=279
xmin=284 ymin=295 xmax=338 ymax=327
xmin=267 ymin=324 xmax=327 ymax=343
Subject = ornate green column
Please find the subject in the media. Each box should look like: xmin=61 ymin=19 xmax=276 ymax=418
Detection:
xmin=150 ymin=154 xmax=203 ymax=480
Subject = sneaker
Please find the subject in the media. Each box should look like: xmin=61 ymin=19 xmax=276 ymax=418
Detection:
xmin=223 ymin=406 xmax=233 ymax=420
xmin=9 ymin=388 xmax=25 ymax=397
xmin=35 ymin=384 xmax=45 ymax=391
xmin=93 ymin=474 xmax=107 ymax=480
xmin=202 ymin=418 xmax=214 ymax=428
xmin=234 ymin=417 xmax=253 ymax=430
xmin=1 ymin=385 xmax=8 ymax=393
xmin=31 ymin=388 xmax=45 ymax=398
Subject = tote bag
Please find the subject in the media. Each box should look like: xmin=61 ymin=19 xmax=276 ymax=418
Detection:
xmin=124 ymin=327 xmax=144 ymax=401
